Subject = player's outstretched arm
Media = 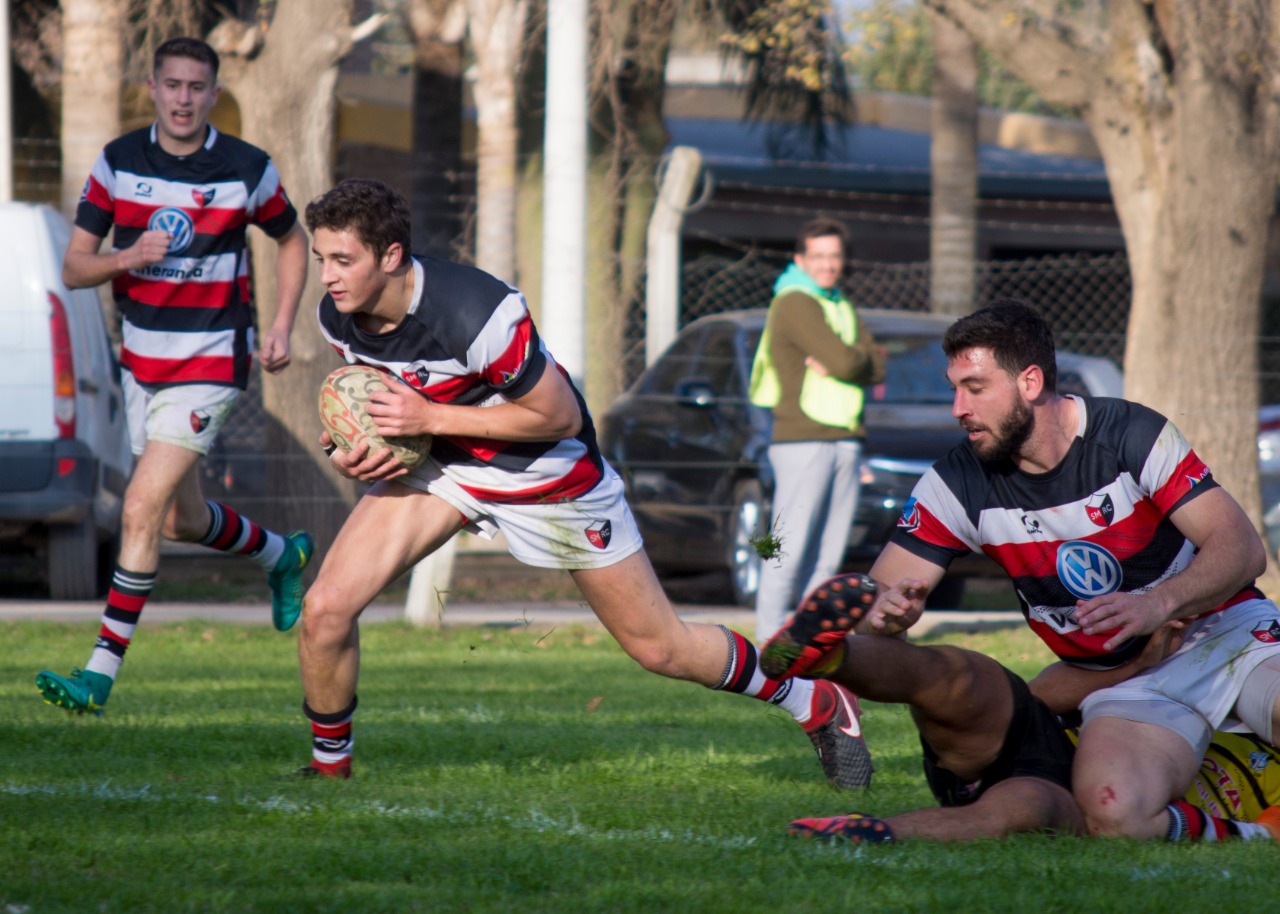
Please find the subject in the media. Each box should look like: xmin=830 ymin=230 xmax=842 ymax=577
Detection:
xmin=62 ymin=225 xmax=170 ymax=290
xmin=258 ymin=222 xmax=309 ymax=374
xmin=856 ymin=542 xmax=947 ymax=636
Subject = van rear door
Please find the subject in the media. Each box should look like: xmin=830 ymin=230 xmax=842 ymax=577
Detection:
xmin=0 ymin=206 xmax=57 ymax=445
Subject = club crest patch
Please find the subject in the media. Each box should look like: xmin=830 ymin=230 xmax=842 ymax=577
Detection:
xmin=1251 ymin=620 xmax=1280 ymax=644
xmin=191 ymin=186 xmax=216 ymax=206
xmin=190 ymin=409 xmax=211 ymax=433
xmin=585 ymin=519 xmax=612 ymax=550
xmin=1086 ymin=493 xmax=1114 ymax=528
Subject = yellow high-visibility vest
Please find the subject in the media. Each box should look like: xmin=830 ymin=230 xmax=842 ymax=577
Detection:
xmin=749 ymin=281 xmax=864 ymax=430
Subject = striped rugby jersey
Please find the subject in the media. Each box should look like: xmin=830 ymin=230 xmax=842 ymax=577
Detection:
xmin=318 ymin=256 xmax=604 ymax=505
xmin=891 ymin=395 xmax=1260 ymax=669
xmin=75 ymin=124 xmax=298 ymax=389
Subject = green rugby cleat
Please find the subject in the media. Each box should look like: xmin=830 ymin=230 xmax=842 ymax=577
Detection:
xmin=36 ymin=668 xmax=112 ymax=715
xmin=268 ymin=530 xmax=314 ymax=632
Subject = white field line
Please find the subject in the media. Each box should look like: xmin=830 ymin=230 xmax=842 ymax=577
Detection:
xmin=0 ymin=780 xmax=772 ymax=852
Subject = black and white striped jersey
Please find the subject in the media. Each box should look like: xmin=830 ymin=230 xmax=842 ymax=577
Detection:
xmin=891 ymin=395 xmax=1259 ymax=669
xmin=318 ymin=256 xmax=604 ymax=505
xmin=75 ymin=124 xmax=297 ymax=389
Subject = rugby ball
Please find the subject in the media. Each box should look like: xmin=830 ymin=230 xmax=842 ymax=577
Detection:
xmin=318 ymin=365 xmax=432 ymax=469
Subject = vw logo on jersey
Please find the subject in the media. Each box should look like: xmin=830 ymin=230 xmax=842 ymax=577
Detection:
xmin=1056 ymin=540 xmax=1123 ymax=600
xmin=148 ymin=207 xmax=195 ymax=254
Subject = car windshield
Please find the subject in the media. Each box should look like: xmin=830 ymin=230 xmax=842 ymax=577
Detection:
xmin=872 ymin=335 xmax=955 ymax=404
xmin=744 ymin=327 xmax=954 ymax=405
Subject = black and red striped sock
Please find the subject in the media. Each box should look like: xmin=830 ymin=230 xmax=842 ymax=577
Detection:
xmin=200 ymin=501 xmax=284 ymax=571
xmin=303 ymin=696 xmax=357 ymax=778
xmin=84 ymin=567 xmax=156 ymax=682
xmin=710 ymin=625 xmax=815 ymax=721
xmin=1165 ymin=801 xmax=1274 ymax=841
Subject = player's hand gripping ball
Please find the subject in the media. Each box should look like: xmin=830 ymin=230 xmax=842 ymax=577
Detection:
xmin=318 ymin=365 xmax=433 ymax=469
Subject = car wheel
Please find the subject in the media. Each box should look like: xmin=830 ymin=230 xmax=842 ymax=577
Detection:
xmin=48 ymin=518 xmax=100 ymax=600
xmin=726 ymin=479 xmax=768 ymax=608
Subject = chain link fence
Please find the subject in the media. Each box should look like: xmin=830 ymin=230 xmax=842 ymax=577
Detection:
xmin=617 ymin=246 xmax=1134 ymax=387
xmin=680 ymin=247 xmax=1132 ymax=360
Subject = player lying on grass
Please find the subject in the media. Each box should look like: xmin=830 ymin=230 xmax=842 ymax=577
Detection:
xmin=763 ymin=573 xmax=1280 ymax=843
xmin=290 ymin=178 xmax=870 ymax=786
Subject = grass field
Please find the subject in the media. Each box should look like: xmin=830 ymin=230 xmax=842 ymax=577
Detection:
xmin=3 ymin=618 xmax=1275 ymax=913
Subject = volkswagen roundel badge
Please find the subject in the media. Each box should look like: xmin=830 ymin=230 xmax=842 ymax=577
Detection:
xmin=148 ymin=207 xmax=195 ymax=254
xmin=1056 ymin=540 xmax=1123 ymax=600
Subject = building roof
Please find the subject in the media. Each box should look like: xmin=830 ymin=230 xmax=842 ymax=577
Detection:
xmin=665 ymin=116 xmax=1113 ymax=202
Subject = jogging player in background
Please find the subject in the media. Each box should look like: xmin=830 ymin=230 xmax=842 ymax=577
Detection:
xmin=36 ymin=37 xmax=313 ymax=715
xmin=292 ymin=178 xmax=871 ymax=788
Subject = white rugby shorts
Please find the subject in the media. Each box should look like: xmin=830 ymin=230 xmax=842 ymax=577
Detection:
xmin=396 ymin=459 xmax=644 ymax=571
xmin=123 ymin=371 xmax=239 ymax=456
xmin=1080 ymin=597 xmax=1280 ymax=753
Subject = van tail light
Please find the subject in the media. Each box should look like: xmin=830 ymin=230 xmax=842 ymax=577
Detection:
xmin=49 ymin=292 xmax=76 ymax=439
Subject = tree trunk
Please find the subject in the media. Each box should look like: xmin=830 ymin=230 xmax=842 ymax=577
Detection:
xmin=928 ymin=9 xmax=978 ymax=317
xmin=60 ymin=0 xmax=124 ymax=219
xmin=1098 ymin=81 xmax=1270 ymax=524
xmin=467 ymin=0 xmax=528 ymax=282
xmin=924 ymin=0 xmax=1280 ymax=540
xmin=214 ymin=1 xmax=361 ymax=552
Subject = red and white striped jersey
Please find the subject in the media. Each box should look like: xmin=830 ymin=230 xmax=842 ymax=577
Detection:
xmin=891 ymin=396 xmax=1261 ymax=669
xmin=318 ymin=256 xmax=604 ymax=505
xmin=75 ymin=124 xmax=298 ymax=388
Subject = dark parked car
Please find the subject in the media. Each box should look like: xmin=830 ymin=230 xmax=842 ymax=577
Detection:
xmin=600 ymin=308 xmax=1124 ymax=607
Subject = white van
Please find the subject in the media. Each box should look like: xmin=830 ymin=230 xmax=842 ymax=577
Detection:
xmin=0 ymin=202 xmax=132 ymax=598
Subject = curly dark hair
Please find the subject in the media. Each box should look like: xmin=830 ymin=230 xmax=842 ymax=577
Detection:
xmin=305 ymin=179 xmax=412 ymax=264
xmin=942 ymin=298 xmax=1058 ymax=392
xmin=154 ymin=37 xmax=219 ymax=79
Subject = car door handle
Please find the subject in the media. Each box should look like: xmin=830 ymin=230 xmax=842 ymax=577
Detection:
xmin=78 ymin=379 xmax=100 ymax=395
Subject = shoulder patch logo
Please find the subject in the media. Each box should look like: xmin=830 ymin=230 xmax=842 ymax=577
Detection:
xmin=897 ymin=497 xmax=920 ymax=533
xmin=148 ymin=207 xmax=195 ymax=254
xmin=1187 ymin=466 xmax=1212 ymax=489
xmin=1251 ymin=620 xmax=1280 ymax=644
xmin=585 ymin=519 xmax=612 ymax=550
xmin=1057 ymin=540 xmax=1123 ymax=600
xmin=1086 ymin=493 xmax=1114 ymax=528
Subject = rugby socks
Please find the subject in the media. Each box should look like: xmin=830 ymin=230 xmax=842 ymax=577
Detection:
xmin=1164 ymin=801 xmax=1276 ymax=842
xmin=199 ymin=501 xmax=286 ymax=571
xmin=711 ymin=626 xmax=817 ymax=722
xmin=303 ymin=697 xmax=357 ymax=778
xmin=84 ymin=567 xmax=157 ymax=683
